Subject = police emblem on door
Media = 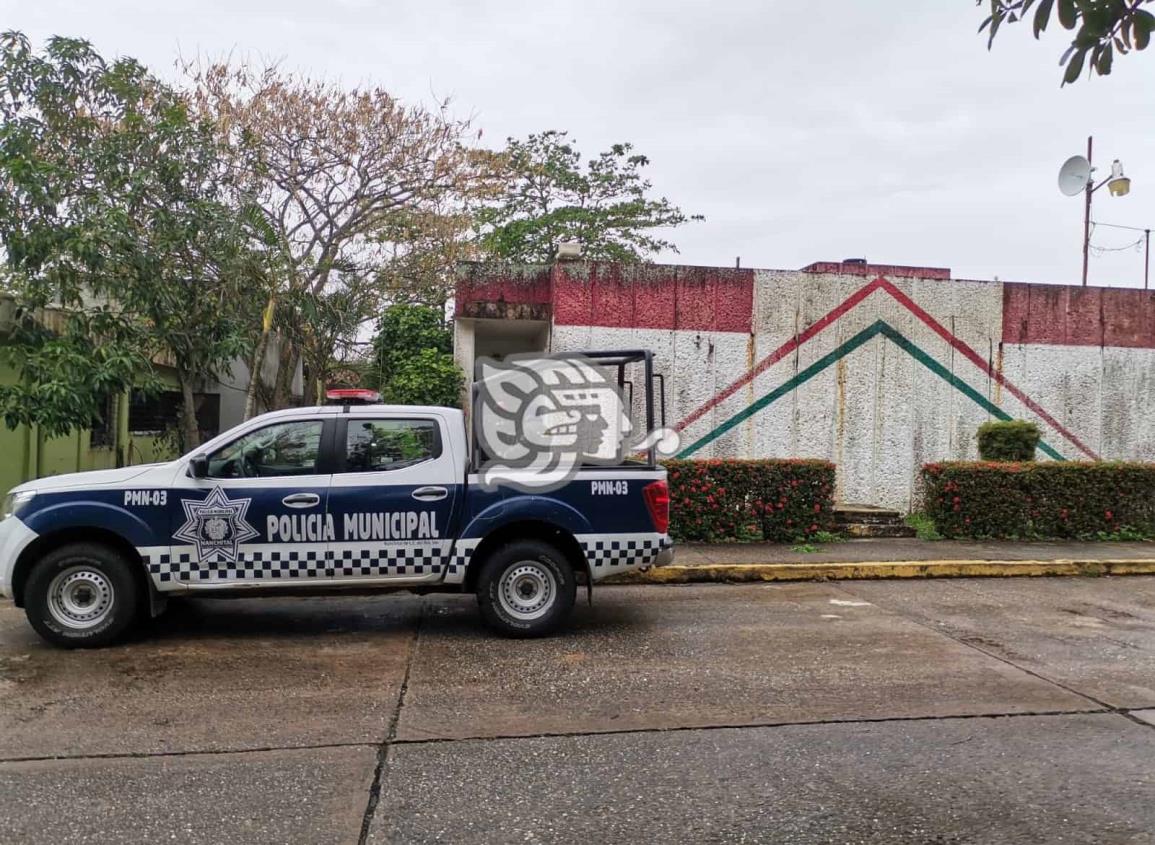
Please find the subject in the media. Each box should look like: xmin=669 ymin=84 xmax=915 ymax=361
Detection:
xmin=174 ymin=487 xmax=260 ymax=563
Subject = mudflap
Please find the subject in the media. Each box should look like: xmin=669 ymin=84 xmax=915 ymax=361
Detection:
xmin=147 ymin=581 xmax=168 ymax=618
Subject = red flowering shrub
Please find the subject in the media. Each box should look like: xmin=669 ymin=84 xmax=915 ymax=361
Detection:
xmin=922 ymin=461 xmax=1155 ymax=539
xmin=665 ymin=459 xmax=835 ymax=542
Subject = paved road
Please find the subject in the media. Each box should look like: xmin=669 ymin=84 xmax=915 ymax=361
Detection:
xmin=1 ymin=578 xmax=1154 ymax=844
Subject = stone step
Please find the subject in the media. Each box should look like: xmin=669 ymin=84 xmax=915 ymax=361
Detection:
xmin=833 ymin=503 xmax=903 ymax=521
xmin=834 ymin=503 xmax=906 ymax=531
xmin=835 ymin=514 xmax=905 ymax=527
xmin=832 ymin=503 xmax=914 ymax=538
xmin=841 ymin=522 xmax=918 ymax=539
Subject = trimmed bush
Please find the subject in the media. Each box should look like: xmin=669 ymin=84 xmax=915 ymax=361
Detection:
xmin=923 ymin=461 xmax=1155 ymax=539
xmin=665 ymin=459 xmax=835 ymax=542
xmin=976 ymin=420 xmax=1039 ymax=461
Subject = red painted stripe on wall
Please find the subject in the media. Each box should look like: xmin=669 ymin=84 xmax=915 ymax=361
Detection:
xmin=1002 ymin=283 xmax=1155 ymax=348
xmin=553 ymin=265 xmax=753 ymax=333
xmin=454 ymin=266 xmax=553 ymax=308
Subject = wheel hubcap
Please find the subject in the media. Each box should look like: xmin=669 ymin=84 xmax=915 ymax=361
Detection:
xmin=47 ymin=566 xmax=114 ymax=630
xmin=498 ymin=562 xmax=556 ymax=621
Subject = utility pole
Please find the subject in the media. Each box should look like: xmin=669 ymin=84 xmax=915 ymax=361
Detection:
xmin=1082 ymin=136 xmax=1093 ymax=287
xmin=1079 ymin=136 xmax=1133 ymax=286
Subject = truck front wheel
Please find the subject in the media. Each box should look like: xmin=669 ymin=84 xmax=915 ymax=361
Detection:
xmin=476 ymin=540 xmax=576 ymax=638
xmin=24 ymin=543 xmax=141 ymax=649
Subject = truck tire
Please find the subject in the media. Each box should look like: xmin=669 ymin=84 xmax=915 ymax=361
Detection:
xmin=24 ymin=543 xmax=141 ymax=649
xmin=476 ymin=540 xmax=576 ymax=638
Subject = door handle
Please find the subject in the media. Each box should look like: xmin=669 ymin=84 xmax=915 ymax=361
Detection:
xmin=282 ymin=493 xmax=321 ymax=508
xmin=411 ymin=486 xmax=448 ymax=502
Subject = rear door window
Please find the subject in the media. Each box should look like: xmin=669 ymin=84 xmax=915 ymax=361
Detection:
xmin=343 ymin=419 xmax=440 ymax=473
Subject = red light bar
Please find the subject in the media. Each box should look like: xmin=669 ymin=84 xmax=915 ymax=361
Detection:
xmin=325 ymin=388 xmax=381 ymax=404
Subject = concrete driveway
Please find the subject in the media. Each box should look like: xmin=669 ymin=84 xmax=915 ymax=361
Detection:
xmin=1 ymin=578 xmax=1154 ymax=844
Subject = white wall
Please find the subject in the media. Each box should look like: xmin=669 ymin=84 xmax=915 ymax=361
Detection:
xmin=549 ymin=270 xmax=1153 ymax=511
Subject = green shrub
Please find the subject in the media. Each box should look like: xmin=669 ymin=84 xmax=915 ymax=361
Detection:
xmin=976 ymin=420 xmax=1039 ymax=461
xmin=922 ymin=461 xmax=1155 ymax=539
xmin=665 ymin=459 xmax=835 ymax=542
xmin=904 ymin=512 xmax=943 ymax=541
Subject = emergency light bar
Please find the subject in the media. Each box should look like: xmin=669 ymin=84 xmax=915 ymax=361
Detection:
xmin=324 ymin=388 xmax=381 ymax=405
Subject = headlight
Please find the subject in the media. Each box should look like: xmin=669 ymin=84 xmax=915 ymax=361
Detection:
xmin=2 ymin=490 xmax=35 ymax=521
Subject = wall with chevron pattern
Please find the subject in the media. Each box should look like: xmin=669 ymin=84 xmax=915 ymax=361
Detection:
xmin=456 ymin=261 xmax=1155 ymax=511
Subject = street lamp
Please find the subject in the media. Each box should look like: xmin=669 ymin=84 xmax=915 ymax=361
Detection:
xmin=1059 ymin=137 xmax=1133 ymax=286
xmin=1107 ymin=160 xmax=1131 ymax=197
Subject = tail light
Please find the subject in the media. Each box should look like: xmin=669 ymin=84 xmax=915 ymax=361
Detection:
xmin=642 ymin=480 xmax=670 ymax=534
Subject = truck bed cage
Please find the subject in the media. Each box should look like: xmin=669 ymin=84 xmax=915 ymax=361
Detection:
xmin=470 ymin=349 xmax=663 ymax=471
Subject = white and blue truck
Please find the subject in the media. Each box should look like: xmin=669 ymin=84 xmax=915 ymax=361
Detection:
xmin=0 ymin=350 xmax=673 ymax=646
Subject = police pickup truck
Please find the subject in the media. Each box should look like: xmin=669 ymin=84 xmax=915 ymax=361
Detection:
xmin=0 ymin=350 xmax=673 ymax=647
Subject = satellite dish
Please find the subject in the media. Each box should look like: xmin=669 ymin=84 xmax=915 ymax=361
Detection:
xmin=1058 ymin=155 xmax=1092 ymax=196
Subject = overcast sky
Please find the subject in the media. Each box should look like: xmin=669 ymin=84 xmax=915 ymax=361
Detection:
xmin=5 ymin=1 xmax=1155 ymax=287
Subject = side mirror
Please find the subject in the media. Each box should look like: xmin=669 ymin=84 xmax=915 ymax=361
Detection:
xmin=188 ymin=454 xmax=209 ymax=479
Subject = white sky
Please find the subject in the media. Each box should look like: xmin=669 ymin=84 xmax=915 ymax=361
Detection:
xmin=5 ymin=0 xmax=1155 ymax=287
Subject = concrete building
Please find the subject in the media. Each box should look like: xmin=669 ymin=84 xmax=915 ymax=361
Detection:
xmin=454 ymin=260 xmax=1155 ymax=511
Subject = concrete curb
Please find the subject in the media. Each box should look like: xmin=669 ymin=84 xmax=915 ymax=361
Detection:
xmin=607 ymin=559 xmax=1155 ymax=584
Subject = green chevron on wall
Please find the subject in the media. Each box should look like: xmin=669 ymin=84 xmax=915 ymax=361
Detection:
xmin=677 ymin=319 xmax=1065 ymax=462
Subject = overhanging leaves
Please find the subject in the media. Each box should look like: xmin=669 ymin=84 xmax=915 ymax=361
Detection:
xmin=978 ymin=0 xmax=1153 ymax=84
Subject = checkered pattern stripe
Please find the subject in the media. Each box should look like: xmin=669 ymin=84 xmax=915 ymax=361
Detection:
xmin=329 ymin=544 xmax=445 ymax=579
xmin=579 ymin=533 xmax=669 ymax=578
xmin=142 ymin=533 xmax=669 ymax=587
xmin=145 ymin=543 xmax=449 ymax=585
xmin=443 ymin=539 xmax=480 ymax=584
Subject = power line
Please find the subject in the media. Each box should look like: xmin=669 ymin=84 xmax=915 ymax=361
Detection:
xmin=1088 ymin=221 xmax=1152 ymax=289
xmin=1090 ymin=238 xmax=1144 ymax=255
xmin=1091 ymin=220 xmax=1150 ymax=234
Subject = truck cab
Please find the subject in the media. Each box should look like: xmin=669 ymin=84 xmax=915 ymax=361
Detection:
xmin=0 ymin=352 xmax=673 ymax=647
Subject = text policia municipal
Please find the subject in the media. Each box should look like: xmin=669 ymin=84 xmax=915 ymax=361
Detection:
xmin=267 ymin=510 xmax=440 ymax=543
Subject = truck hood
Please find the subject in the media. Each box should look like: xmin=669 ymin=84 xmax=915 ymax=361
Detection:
xmin=13 ymin=463 xmax=172 ymax=494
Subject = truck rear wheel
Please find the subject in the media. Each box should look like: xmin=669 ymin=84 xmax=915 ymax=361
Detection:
xmin=24 ymin=543 xmax=141 ymax=649
xmin=476 ymin=540 xmax=576 ymax=638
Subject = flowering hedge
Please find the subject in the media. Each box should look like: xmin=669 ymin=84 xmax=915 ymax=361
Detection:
xmin=923 ymin=461 xmax=1155 ymax=539
xmin=665 ymin=459 xmax=836 ymax=542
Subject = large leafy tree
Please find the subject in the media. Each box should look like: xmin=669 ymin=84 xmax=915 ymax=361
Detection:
xmin=187 ymin=62 xmax=497 ymax=414
xmin=477 ymin=130 xmax=702 ymax=263
xmin=979 ymin=0 xmax=1154 ymax=83
xmin=0 ymin=32 xmax=264 ymax=448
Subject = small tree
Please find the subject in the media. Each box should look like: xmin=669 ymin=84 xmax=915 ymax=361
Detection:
xmin=477 ymin=130 xmax=702 ymax=263
xmin=977 ymin=420 xmax=1040 ymax=461
xmin=370 ymin=304 xmax=462 ymax=408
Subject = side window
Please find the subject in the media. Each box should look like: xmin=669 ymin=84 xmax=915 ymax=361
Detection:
xmin=344 ymin=419 xmax=440 ymax=473
xmin=207 ymin=420 xmax=324 ymax=479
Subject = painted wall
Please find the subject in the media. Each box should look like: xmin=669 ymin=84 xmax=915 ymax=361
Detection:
xmin=455 ymin=261 xmax=1155 ymax=511
xmin=0 ymin=292 xmax=303 ymax=495
xmin=0 ymin=359 xmax=183 ymax=497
